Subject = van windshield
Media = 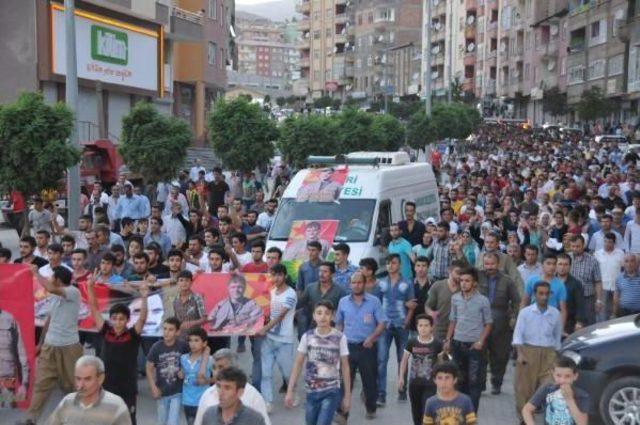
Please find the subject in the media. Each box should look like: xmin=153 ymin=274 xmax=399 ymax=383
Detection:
xmin=269 ymin=198 xmax=376 ymax=243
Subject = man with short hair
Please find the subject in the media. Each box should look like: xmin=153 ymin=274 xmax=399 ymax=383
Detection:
xmin=257 ymin=199 xmax=277 ymax=232
xmin=200 ymin=367 xmax=266 ymax=425
xmin=34 ymin=230 xmax=50 ymax=259
xmin=589 ymin=214 xmax=624 ymax=252
xmin=86 ymin=230 xmax=108 ymax=273
xmin=426 ymin=222 xmax=466 ymax=281
xmin=476 ymin=232 xmax=523 ymax=291
xmin=26 ymin=267 xmax=84 ymax=423
xmin=614 ymin=253 xmax=640 ymax=317
xmin=208 ymin=168 xmax=231 ymax=216
xmin=145 ymin=217 xmax=172 ymax=257
xmin=242 ymin=211 xmax=267 ymax=243
xmin=70 ymin=249 xmax=91 ymax=283
xmin=398 ymin=201 xmax=426 ymax=247
xmin=115 ymin=183 xmax=147 ymax=221
xmin=195 ymin=349 xmax=271 ymax=425
xmin=555 ymin=254 xmax=586 ymax=334
xmin=28 ymin=197 xmax=52 ymax=235
xmin=298 ymin=262 xmax=346 ymax=332
xmin=111 ymin=245 xmax=134 ymax=279
xmin=387 ymin=223 xmax=414 ymax=280
xmin=594 ymin=232 xmax=625 ymax=322
xmin=517 ymin=245 xmax=542 ymax=287
xmin=426 ymin=260 xmax=464 ymax=341
xmin=47 ymin=355 xmax=131 ymax=425
xmin=38 ymin=244 xmax=73 ymax=279
xmin=570 ymin=235 xmax=603 ymax=325
xmin=240 ymin=241 xmax=269 ymax=273
xmin=14 ymin=236 xmax=49 ymax=268
xmin=96 ymin=253 xmax=126 ymax=285
xmin=333 ymin=243 xmax=358 ymax=293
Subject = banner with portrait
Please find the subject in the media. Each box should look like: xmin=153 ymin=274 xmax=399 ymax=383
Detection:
xmin=282 ymin=219 xmax=339 ymax=281
xmin=296 ymin=167 xmax=348 ymax=202
xmin=0 ymin=264 xmax=36 ymax=410
xmin=32 ymin=272 xmax=272 ymax=337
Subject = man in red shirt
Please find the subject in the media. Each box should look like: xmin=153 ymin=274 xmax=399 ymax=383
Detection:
xmin=5 ymin=190 xmax=26 ymax=236
xmin=241 ymin=241 xmax=269 ymax=273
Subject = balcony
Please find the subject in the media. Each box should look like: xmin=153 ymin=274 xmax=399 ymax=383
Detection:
xmin=463 ymin=77 xmax=475 ymax=91
xmin=345 ymin=65 xmax=355 ymax=77
xmin=512 ymin=45 xmax=524 ymax=60
xmin=169 ymin=6 xmax=203 ymax=42
xmin=466 ymin=0 xmax=477 ymax=11
xmin=298 ymin=19 xmax=310 ymax=31
xmin=297 ymin=39 xmax=310 ymax=50
xmin=542 ymin=41 xmax=557 ymax=58
xmin=465 ymin=25 xmax=476 ymax=38
xmin=335 ymin=13 xmax=348 ymax=24
xmin=336 ymin=0 xmax=347 ymax=5
xmin=434 ymin=53 xmax=445 ymax=65
xmin=486 ymin=79 xmax=496 ymax=95
xmin=334 ymin=33 xmax=347 ymax=44
xmin=300 ymin=57 xmax=310 ymax=68
xmin=296 ymin=0 xmax=311 ymax=14
xmin=464 ymin=52 xmax=476 ymax=66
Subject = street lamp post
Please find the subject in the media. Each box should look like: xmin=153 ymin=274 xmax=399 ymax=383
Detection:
xmin=65 ymin=0 xmax=81 ymax=230
xmin=423 ymin=0 xmax=432 ymax=116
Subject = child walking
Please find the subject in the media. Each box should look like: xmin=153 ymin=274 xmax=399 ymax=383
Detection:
xmin=398 ymin=314 xmax=443 ymax=425
xmin=285 ymin=300 xmax=352 ymax=425
xmin=423 ymin=362 xmax=477 ymax=425
xmin=180 ymin=327 xmax=213 ymax=425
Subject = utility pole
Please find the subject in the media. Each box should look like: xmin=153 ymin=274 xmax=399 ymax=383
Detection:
xmin=65 ymin=0 xmax=81 ymax=230
xmin=384 ymin=45 xmax=389 ymax=114
xmin=423 ymin=0 xmax=432 ymax=116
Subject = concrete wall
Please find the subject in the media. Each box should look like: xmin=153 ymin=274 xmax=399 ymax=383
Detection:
xmin=0 ymin=0 xmax=38 ymax=103
xmin=108 ymin=91 xmax=131 ymax=141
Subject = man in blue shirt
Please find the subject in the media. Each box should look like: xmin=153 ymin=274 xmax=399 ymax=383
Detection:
xmin=512 ymin=281 xmax=562 ymax=421
xmin=115 ymin=183 xmax=147 ymax=220
xmin=333 ymin=243 xmax=358 ymax=293
xmin=375 ymin=254 xmax=416 ymax=405
xmin=295 ymin=241 xmax=322 ymax=338
xmin=520 ymin=253 xmax=568 ymax=326
xmin=336 ymin=271 xmax=386 ymax=419
xmin=387 ymin=223 xmax=414 ymax=280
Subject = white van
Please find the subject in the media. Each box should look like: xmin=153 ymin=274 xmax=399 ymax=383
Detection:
xmin=266 ymin=151 xmax=440 ymax=266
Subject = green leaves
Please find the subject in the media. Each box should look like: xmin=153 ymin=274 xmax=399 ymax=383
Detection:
xmin=119 ymin=102 xmax=192 ymax=184
xmin=406 ymin=102 xmax=481 ymax=149
xmin=0 ymin=92 xmax=80 ymax=196
xmin=576 ymin=86 xmax=616 ymax=122
xmin=208 ymin=98 xmax=277 ymax=173
xmin=278 ymin=114 xmax=339 ymax=168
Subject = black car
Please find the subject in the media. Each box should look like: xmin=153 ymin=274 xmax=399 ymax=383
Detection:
xmin=561 ymin=314 xmax=640 ymax=425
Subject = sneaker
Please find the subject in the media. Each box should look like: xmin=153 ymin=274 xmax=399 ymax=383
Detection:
xmin=266 ymin=403 xmax=273 ymax=414
xmin=491 ymin=385 xmax=501 ymax=395
xmin=398 ymin=392 xmax=408 ymax=402
xmin=376 ymin=395 xmax=386 ymax=407
xmin=365 ymin=411 xmax=376 ymax=420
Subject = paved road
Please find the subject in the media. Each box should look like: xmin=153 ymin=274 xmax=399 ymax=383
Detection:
xmin=2 ymin=225 xmax=520 ymax=424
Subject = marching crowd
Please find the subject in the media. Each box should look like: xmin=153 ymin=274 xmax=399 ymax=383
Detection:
xmin=2 ymin=122 xmax=640 ymax=425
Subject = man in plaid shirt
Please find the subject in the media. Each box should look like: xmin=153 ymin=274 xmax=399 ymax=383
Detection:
xmin=427 ymin=222 xmax=466 ymax=281
xmin=569 ymin=235 xmax=603 ymax=325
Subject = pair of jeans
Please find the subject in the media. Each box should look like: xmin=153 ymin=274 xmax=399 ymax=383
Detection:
xmin=377 ymin=326 xmax=409 ymax=399
xmin=156 ymin=393 xmax=182 ymax=425
xmin=305 ymin=387 xmax=341 ymax=425
xmin=451 ymin=340 xmax=487 ymax=412
xmin=597 ymin=290 xmax=615 ymax=322
xmin=408 ymin=381 xmax=437 ymax=425
xmin=261 ymin=337 xmax=293 ymax=403
xmin=250 ymin=336 xmax=263 ymax=390
xmin=183 ymin=405 xmax=198 ymax=425
xmin=346 ymin=342 xmax=378 ymax=414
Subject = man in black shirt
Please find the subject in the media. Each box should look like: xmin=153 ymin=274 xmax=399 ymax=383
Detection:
xmin=14 ymin=236 xmax=49 ymax=268
xmin=398 ymin=202 xmax=426 ymax=247
xmin=145 ymin=243 xmax=170 ymax=278
xmin=208 ymin=167 xmax=230 ymax=217
xmin=556 ymin=254 xmax=585 ymax=335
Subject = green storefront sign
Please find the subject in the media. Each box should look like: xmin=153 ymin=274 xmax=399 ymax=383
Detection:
xmin=91 ymin=25 xmax=128 ymax=65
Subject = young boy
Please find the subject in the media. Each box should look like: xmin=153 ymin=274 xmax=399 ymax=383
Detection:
xmin=172 ymin=270 xmax=207 ymax=334
xmin=285 ymin=300 xmax=352 ymax=425
xmin=398 ymin=314 xmax=443 ymax=425
xmin=423 ymin=362 xmax=477 ymax=425
xmin=146 ymin=317 xmax=189 ymax=425
xmin=87 ymin=275 xmax=149 ymax=425
xmin=522 ymin=356 xmax=590 ymax=425
xmin=180 ymin=327 xmax=214 ymax=425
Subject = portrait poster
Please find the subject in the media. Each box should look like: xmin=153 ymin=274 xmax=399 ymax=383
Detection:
xmin=282 ymin=220 xmax=339 ymax=280
xmin=296 ymin=167 xmax=348 ymax=202
xmin=0 ymin=264 xmax=36 ymax=410
xmin=32 ymin=273 xmax=271 ymax=337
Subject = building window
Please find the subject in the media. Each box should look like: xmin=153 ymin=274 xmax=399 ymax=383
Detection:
xmin=326 ymin=28 xmax=332 ymax=37
xmin=209 ymin=0 xmax=217 ymax=19
xmin=375 ymin=8 xmax=395 ymax=23
xmin=219 ymin=48 xmax=224 ymax=69
xmin=208 ymin=42 xmax=217 ymax=66
xmin=314 ymin=71 xmax=320 ymax=80
xmin=588 ymin=59 xmax=605 ymax=80
xmin=609 ymin=54 xmax=624 ymax=76
xmin=560 ymin=57 xmax=566 ymax=76
xmin=313 ymin=30 xmax=321 ymax=39
xmin=568 ymin=65 xmax=585 ymax=84
xmin=325 ymin=69 xmax=331 ymax=79
xmin=368 ymin=12 xmax=374 ymax=24
xmin=590 ymin=19 xmax=607 ymax=45
xmin=313 ymin=49 xmax=320 ymax=59
xmin=326 ymin=8 xmax=332 ymax=17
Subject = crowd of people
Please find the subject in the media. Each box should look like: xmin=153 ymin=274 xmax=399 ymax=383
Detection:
xmin=2 ymin=122 xmax=640 ymax=425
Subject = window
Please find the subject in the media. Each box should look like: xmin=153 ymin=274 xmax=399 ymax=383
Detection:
xmin=326 ymin=28 xmax=332 ymax=37
xmin=325 ymin=69 xmax=331 ymax=79
xmin=314 ymin=49 xmax=320 ymax=59
xmin=326 ymin=8 xmax=332 ymax=17
xmin=313 ymin=30 xmax=321 ymax=39
xmin=590 ymin=19 xmax=607 ymax=45
xmin=368 ymin=12 xmax=374 ymax=23
xmin=208 ymin=42 xmax=217 ymax=65
xmin=609 ymin=54 xmax=624 ymax=76
xmin=389 ymin=31 xmax=395 ymax=42
xmin=219 ymin=48 xmax=224 ymax=69
xmin=209 ymin=0 xmax=217 ymax=19
xmin=588 ymin=59 xmax=605 ymax=80
xmin=375 ymin=8 xmax=395 ymax=23
xmin=560 ymin=57 xmax=566 ymax=76
xmin=367 ymin=55 xmax=373 ymax=66
xmin=356 ymin=58 xmax=362 ymax=68
xmin=591 ymin=21 xmax=600 ymax=39
xmin=524 ymin=63 xmax=530 ymax=79
xmin=568 ymin=65 xmax=585 ymax=84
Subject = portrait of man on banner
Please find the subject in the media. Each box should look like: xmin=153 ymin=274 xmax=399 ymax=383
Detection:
xmin=282 ymin=220 xmax=339 ymax=262
xmin=207 ymin=274 xmax=264 ymax=335
xmin=296 ymin=167 xmax=347 ymax=203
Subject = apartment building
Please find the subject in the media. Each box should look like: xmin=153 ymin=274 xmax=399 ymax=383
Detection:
xmin=624 ymin=0 xmax=640 ymax=118
xmin=296 ymin=0 xmax=356 ymax=99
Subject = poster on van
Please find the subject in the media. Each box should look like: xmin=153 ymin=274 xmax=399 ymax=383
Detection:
xmin=282 ymin=220 xmax=339 ymax=279
xmin=296 ymin=168 xmax=348 ymax=202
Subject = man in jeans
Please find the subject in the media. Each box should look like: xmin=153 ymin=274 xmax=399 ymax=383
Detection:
xmin=336 ymin=272 xmax=386 ymax=420
xmin=444 ymin=266 xmax=493 ymax=413
xmin=375 ymin=254 xmax=417 ymax=406
xmin=257 ymin=264 xmax=297 ymax=412
xmin=25 ymin=266 xmax=83 ymax=424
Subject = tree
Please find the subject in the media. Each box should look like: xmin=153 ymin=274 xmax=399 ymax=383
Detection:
xmin=335 ymin=108 xmax=376 ymax=152
xmin=0 ymin=92 xmax=80 ymax=234
xmin=209 ymin=97 xmax=277 ymax=172
xmin=313 ymin=95 xmax=334 ymax=109
xmin=542 ymin=86 xmax=568 ymax=118
xmin=406 ymin=110 xmax=435 ymax=149
xmin=119 ymin=102 xmax=192 ymax=184
xmin=276 ymin=97 xmax=287 ymax=108
xmin=370 ymin=114 xmax=405 ymax=151
xmin=576 ymin=86 xmax=615 ymax=122
xmin=277 ymin=114 xmax=339 ymax=168
xmin=263 ymin=94 xmax=271 ymax=105
xmin=450 ymin=77 xmax=464 ymax=103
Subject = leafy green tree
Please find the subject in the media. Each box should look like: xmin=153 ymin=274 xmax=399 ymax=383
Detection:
xmin=542 ymin=86 xmax=568 ymax=118
xmin=313 ymin=95 xmax=334 ymax=109
xmin=209 ymin=98 xmax=277 ymax=172
xmin=277 ymin=114 xmax=339 ymax=168
xmin=406 ymin=110 xmax=435 ymax=149
xmin=450 ymin=78 xmax=464 ymax=103
xmin=119 ymin=102 xmax=192 ymax=184
xmin=0 ymin=92 xmax=80 ymax=234
xmin=335 ymin=108 xmax=376 ymax=152
xmin=576 ymin=86 xmax=614 ymax=122
xmin=370 ymin=114 xmax=405 ymax=151
xmin=263 ymin=94 xmax=271 ymax=105
xmin=276 ymin=97 xmax=287 ymax=108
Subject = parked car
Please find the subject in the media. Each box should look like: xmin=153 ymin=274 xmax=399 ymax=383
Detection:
xmin=561 ymin=314 xmax=640 ymax=425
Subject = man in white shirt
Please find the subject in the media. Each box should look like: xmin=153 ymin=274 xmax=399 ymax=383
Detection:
xmin=189 ymin=159 xmax=206 ymax=183
xmin=588 ymin=214 xmax=624 ymax=252
xmin=517 ymin=245 xmax=543 ymax=287
xmin=194 ymin=348 xmax=270 ymax=425
xmin=594 ymin=232 xmax=625 ymax=322
xmin=257 ymin=199 xmax=278 ymax=232
xmin=38 ymin=244 xmax=73 ymax=278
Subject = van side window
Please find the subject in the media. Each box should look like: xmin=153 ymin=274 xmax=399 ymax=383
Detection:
xmin=374 ymin=200 xmax=391 ymax=246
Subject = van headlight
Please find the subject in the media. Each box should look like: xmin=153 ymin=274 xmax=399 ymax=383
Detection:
xmin=563 ymin=350 xmax=582 ymax=366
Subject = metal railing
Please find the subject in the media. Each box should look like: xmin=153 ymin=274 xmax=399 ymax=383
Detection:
xmin=77 ymin=121 xmax=120 ymax=143
xmin=171 ymin=3 xmax=203 ymax=24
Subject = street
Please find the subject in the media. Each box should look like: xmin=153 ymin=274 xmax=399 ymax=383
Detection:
xmin=0 ymin=226 xmax=521 ymax=424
